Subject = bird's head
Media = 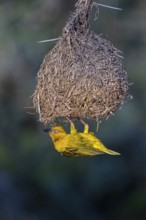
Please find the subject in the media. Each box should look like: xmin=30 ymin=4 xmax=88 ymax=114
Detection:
xmin=44 ymin=126 xmax=67 ymax=142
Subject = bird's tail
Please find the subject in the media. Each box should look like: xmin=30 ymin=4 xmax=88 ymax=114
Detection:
xmin=106 ymin=149 xmax=120 ymax=155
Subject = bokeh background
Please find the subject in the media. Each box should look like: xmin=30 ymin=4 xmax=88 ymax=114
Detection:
xmin=0 ymin=0 xmax=146 ymax=220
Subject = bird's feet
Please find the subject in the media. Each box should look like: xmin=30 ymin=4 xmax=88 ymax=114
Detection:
xmin=80 ymin=118 xmax=89 ymax=133
xmin=66 ymin=117 xmax=77 ymax=134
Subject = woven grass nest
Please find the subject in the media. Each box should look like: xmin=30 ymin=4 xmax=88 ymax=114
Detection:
xmin=33 ymin=0 xmax=129 ymax=125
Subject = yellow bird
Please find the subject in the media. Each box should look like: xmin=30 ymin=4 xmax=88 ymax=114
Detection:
xmin=44 ymin=118 xmax=120 ymax=157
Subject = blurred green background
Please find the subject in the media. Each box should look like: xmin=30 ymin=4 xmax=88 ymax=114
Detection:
xmin=0 ymin=0 xmax=146 ymax=220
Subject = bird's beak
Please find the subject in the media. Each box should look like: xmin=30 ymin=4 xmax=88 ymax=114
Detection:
xmin=43 ymin=128 xmax=50 ymax=132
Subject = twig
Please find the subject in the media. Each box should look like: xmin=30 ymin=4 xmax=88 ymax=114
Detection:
xmin=37 ymin=38 xmax=60 ymax=43
xmin=94 ymin=2 xmax=122 ymax=11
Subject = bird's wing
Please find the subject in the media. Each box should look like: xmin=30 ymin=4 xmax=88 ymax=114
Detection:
xmin=64 ymin=134 xmax=103 ymax=156
xmin=63 ymin=146 xmax=103 ymax=157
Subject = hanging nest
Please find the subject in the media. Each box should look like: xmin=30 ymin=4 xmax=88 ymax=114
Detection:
xmin=33 ymin=0 xmax=129 ymax=125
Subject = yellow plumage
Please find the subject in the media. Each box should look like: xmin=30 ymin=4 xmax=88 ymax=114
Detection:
xmin=45 ymin=119 xmax=120 ymax=157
